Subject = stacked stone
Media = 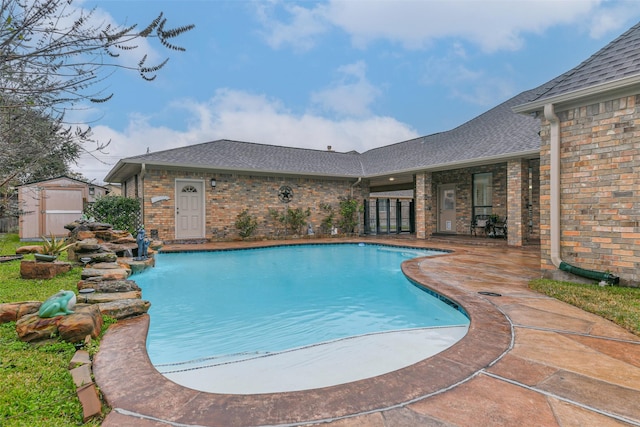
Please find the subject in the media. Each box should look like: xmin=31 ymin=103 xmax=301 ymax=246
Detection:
xmin=1 ymin=221 xmax=158 ymax=344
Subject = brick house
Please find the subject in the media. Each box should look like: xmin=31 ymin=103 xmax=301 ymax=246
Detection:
xmin=105 ymin=22 xmax=640 ymax=285
xmin=514 ymin=22 xmax=640 ymax=284
xmin=105 ymin=86 xmax=541 ymax=247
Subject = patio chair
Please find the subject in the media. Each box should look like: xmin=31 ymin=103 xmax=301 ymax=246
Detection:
xmin=489 ymin=216 xmax=507 ymax=239
xmin=471 ymin=214 xmax=491 ymax=236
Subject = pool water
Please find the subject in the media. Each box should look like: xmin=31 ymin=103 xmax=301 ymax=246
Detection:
xmin=137 ymin=244 xmax=469 ymax=369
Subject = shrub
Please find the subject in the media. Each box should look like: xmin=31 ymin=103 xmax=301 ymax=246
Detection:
xmin=338 ymin=196 xmax=362 ymax=234
xmin=84 ymin=196 xmax=141 ymax=233
xmin=269 ymin=207 xmax=311 ymax=235
xmin=235 ymin=210 xmax=258 ymax=238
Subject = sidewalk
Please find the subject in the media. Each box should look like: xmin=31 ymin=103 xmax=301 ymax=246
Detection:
xmin=94 ymin=238 xmax=640 ymax=426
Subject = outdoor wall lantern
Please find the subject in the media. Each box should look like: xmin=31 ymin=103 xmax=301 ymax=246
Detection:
xmin=210 ymin=178 xmax=216 ymax=188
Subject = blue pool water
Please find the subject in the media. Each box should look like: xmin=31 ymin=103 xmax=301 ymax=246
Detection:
xmin=136 ymin=244 xmax=469 ymax=367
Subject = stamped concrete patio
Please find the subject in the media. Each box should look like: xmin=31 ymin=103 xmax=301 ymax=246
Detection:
xmin=94 ymin=237 xmax=640 ymax=426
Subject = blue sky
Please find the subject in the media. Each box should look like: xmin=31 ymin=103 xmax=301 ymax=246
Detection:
xmin=72 ymin=0 xmax=640 ymax=183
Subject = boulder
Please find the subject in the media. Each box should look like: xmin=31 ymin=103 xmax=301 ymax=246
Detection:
xmin=16 ymin=245 xmax=43 ymax=254
xmin=87 ymin=223 xmax=112 ymax=231
xmin=98 ymin=299 xmax=151 ymax=320
xmin=0 ymin=301 xmax=41 ymax=323
xmin=15 ymin=314 xmax=59 ymax=342
xmin=57 ymin=305 xmax=103 ymax=343
xmin=94 ymin=230 xmax=132 ymax=241
xmin=20 ymin=260 xmax=73 ymax=279
xmin=83 ymin=291 xmax=142 ymax=304
xmin=77 ymin=279 xmax=141 ymax=293
xmin=120 ymin=257 xmax=155 ymax=275
xmin=16 ymin=304 xmax=103 ymax=343
xmin=74 ymin=239 xmax=102 ymax=253
xmin=81 ymin=267 xmax=130 ymax=281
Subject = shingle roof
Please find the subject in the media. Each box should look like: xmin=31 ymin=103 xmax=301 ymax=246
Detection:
xmin=106 ymin=87 xmax=543 ymax=182
xmin=360 ymin=86 xmax=546 ymax=176
xmin=122 ymin=139 xmax=366 ymax=177
xmin=526 ymin=21 xmax=640 ymax=103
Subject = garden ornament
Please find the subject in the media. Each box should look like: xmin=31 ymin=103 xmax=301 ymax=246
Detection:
xmin=38 ymin=290 xmax=76 ymax=318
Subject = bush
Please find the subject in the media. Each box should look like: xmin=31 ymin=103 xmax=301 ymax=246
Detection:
xmin=269 ymin=207 xmax=311 ymax=235
xmin=338 ymin=196 xmax=362 ymax=234
xmin=235 ymin=210 xmax=258 ymax=238
xmin=84 ymin=196 xmax=141 ymax=234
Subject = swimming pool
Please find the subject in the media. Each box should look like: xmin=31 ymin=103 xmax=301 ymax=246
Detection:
xmin=136 ymin=243 xmax=470 ymax=393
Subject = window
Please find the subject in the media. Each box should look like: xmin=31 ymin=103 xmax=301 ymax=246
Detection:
xmin=473 ymin=173 xmax=492 ymax=216
xmin=181 ymin=185 xmax=198 ymax=193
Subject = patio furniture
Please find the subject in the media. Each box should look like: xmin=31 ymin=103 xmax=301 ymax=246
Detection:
xmin=471 ymin=214 xmax=491 ymax=236
xmin=488 ymin=216 xmax=507 ymax=239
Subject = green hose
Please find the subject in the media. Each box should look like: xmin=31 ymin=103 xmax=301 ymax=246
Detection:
xmin=559 ymin=261 xmax=619 ymax=285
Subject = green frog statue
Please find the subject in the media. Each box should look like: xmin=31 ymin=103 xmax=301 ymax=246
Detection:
xmin=38 ymin=290 xmax=77 ymax=318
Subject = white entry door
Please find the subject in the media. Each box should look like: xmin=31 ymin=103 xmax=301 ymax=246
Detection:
xmin=438 ymin=184 xmax=456 ymax=233
xmin=175 ymin=180 xmax=205 ymax=239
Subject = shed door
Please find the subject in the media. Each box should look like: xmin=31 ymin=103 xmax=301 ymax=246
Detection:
xmin=175 ymin=180 xmax=205 ymax=239
xmin=438 ymin=184 xmax=456 ymax=233
xmin=41 ymin=188 xmax=84 ymax=237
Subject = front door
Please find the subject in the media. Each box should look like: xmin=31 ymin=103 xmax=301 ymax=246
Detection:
xmin=438 ymin=184 xmax=456 ymax=233
xmin=175 ymin=180 xmax=205 ymax=239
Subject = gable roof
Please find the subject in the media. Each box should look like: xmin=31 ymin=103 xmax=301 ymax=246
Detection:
xmin=105 ymin=88 xmax=542 ymax=183
xmin=17 ymin=175 xmax=107 ymax=189
xmin=514 ymin=21 xmax=640 ymax=113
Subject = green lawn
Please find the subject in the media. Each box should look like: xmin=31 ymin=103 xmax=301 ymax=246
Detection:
xmin=0 ymin=234 xmax=104 ymax=426
xmin=530 ymin=278 xmax=640 ymax=336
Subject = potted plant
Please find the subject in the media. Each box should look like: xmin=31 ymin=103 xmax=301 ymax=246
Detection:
xmin=35 ymin=233 xmax=73 ymax=262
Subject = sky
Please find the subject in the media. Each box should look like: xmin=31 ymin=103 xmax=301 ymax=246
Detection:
xmin=69 ymin=0 xmax=640 ymax=184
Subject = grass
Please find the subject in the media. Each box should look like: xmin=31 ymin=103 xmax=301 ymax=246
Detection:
xmin=0 ymin=234 xmax=105 ymax=426
xmin=530 ymin=278 xmax=640 ymax=336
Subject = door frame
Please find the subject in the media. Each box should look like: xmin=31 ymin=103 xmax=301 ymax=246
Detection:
xmin=437 ymin=183 xmax=457 ymax=233
xmin=174 ymin=179 xmax=206 ymax=240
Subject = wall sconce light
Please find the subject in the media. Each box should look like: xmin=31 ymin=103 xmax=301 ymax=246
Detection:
xmin=210 ymin=178 xmax=216 ymax=188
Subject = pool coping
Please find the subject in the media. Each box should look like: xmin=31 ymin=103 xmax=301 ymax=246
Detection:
xmin=93 ymin=240 xmax=515 ymax=426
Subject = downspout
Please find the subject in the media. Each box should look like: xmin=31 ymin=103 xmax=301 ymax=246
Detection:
xmin=543 ymin=104 xmax=562 ymax=268
xmin=351 ymin=177 xmax=362 ymax=235
xmin=350 ymin=177 xmax=362 ymax=198
xmin=544 ymin=104 xmax=619 ymax=284
xmin=140 ymin=163 xmax=146 ymax=230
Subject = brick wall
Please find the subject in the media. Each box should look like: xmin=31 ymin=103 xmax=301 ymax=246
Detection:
xmin=141 ymin=168 xmax=369 ymax=241
xmin=539 ymin=94 xmax=640 ymax=284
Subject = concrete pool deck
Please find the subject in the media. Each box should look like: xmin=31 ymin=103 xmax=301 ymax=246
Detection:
xmin=94 ymin=237 xmax=640 ymax=427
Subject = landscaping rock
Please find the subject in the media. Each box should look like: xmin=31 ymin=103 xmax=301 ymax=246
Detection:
xmin=81 ymin=267 xmax=130 ymax=281
xmin=98 ymin=299 xmax=151 ymax=320
xmin=0 ymin=301 xmax=41 ymax=323
xmin=15 ymin=314 xmax=60 ymax=342
xmin=94 ymin=229 xmax=131 ymax=241
xmin=74 ymin=239 xmax=102 ymax=252
xmin=87 ymin=223 xmax=112 ymax=231
xmin=57 ymin=305 xmax=103 ymax=343
xmin=20 ymin=260 xmax=72 ymax=279
xmin=120 ymin=257 xmax=155 ymax=275
xmin=16 ymin=245 xmax=43 ymax=254
xmin=77 ymin=279 xmax=141 ymax=293
xmin=83 ymin=291 xmax=142 ymax=304
xmin=16 ymin=305 xmax=103 ymax=343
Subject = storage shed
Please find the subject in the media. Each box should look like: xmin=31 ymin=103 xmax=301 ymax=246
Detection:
xmin=18 ymin=176 xmax=109 ymax=240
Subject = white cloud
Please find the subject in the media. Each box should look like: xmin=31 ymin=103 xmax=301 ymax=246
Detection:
xmin=310 ymin=61 xmax=382 ymax=117
xmin=257 ymin=0 xmax=630 ymax=53
xmin=255 ymin=1 xmax=330 ymax=51
xmin=74 ymin=88 xmax=418 ymax=183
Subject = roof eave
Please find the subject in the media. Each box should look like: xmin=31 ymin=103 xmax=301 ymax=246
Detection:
xmin=106 ymin=159 xmax=363 ymax=181
xmin=513 ymin=74 xmax=640 ymax=114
